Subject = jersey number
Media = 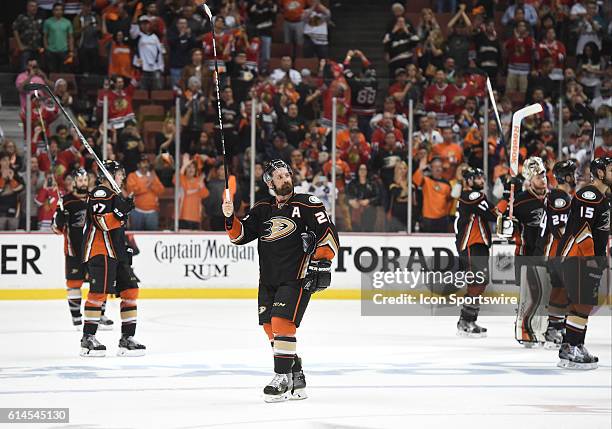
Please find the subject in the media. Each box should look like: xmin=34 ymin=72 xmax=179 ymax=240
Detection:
xmin=315 ymin=211 xmax=329 ymax=225
xmin=478 ymin=200 xmax=489 ymax=211
xmin=580 ymin=207 xmax=594 ymax=219
xmin=551 ymin=213 xmax=568 ymax=226
xmin=92 ymin=203 xmax=106 ymax=214
xmin=356 ymin=87 xmax=376 ymax=105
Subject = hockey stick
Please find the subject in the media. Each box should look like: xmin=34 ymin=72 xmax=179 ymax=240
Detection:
xmin=202 ymin=3 xmax=230 ymax=202
xmin=24 ymin=83 xmax=122 ymax=194
xmin=508 ymin=103 xmax=543 ymax=222
xmin=486 ymin=77 xmax=505 ymax=146
xmin=32 ymin=91 xmax=64 ymax=211
xmin=574 ymin=103 xmax=597 ymax=161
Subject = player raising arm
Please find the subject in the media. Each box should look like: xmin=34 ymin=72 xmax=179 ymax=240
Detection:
xmin=222 ymin=159 xmax=340 ymax=403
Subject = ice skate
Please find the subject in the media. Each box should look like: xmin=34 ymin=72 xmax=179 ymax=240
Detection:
xmin=80 ymin=334 xmax=106 ymax=357
xmin=263 ymin=373 xmax=293 ymax=403
xmin=557 ymin=343 xmax=598 ymax=370
xmin=117 ymin=335 xmax=146 ymax=357
xmin=72 ymin=317 xmax=82 ymax=331
xmin=457 ymin=318 xmax=487 ymax=338
xmin=544 ymin=326 xmax=563 ymax=350
xmin=98 ymin=315 xmax=114 ymax=331
xmin=291 ymin=357 xmax=307 ymax=400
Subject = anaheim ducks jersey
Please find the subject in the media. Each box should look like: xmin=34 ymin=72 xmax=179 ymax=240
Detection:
xmin=82 ymin=185 xmax=129 ymax=263
xmin=52 ymin=193 xmax=88 ymax=258
xmin=226 ymin=193 xmax=340 ymax=284
xmin=454 ymin=190 xmax=498 ymax=251
xmin=536 ymin=188 xmax=572 ymax=257
xmin=512 ymin=189 xmax=546 ymax=256
xmin=557 ymin=185 xmax=610 ymax=258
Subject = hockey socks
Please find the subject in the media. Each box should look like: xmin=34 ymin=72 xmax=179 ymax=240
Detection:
xmin=119 ymin=289 xmax=138 ymax=337
xmin=83 ymin=293 xmax=106 ymax=335
xmin=66 ymin=280 xmax=83 ymax=324
xmin=548 ymin=288 xmax=568 ymax=330
xmin=273 ymin=336 xmax=296 ymax=374
xmin=564 ymin=311 xmax=588 ymax=346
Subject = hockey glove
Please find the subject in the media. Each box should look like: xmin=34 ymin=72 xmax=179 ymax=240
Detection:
xmin=113 ymin=196 xmax=135 ymax=220
xmin=496 ymin=215 xmax=516 ymax=238
xmin=53 ymin=208 xmax=69 ymax=229
xmin=301 ymin=230 xmax=317 ymax=254
xmin=303 ymin=259 xmax=332 ymax=293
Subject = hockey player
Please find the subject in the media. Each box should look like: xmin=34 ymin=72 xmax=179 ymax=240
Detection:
xmin=52 ymin=168 xmax=114 ymax=330
xmin=80 ymin=161 xmax=145 ymax=357
xmin=222 ymin=159 xmax=340 ymax=402
xmin=536 ymin=160 xmax=576 ymax=348
xmin=454 ymin=167 xmax=499 ymax=337
xmin=555 ymin=157 xmax=611 ymax=369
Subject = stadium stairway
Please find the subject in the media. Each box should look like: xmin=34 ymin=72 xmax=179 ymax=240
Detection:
xmin=329 ymin=0 xmax=390 ymax=85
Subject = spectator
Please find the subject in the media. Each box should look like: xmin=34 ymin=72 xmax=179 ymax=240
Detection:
xmin=341 ymin=128 xmax=372 ymax=174
xmin=130 ymin=15 xmax=164 ymax=91
xmin=117 ymin=121 xmax=144 ymax=174
xmin=573 ymin=1 xmax=604 ymax=56
xmin=323 ymin=153 xmax=352 ymax=230
xmin=48 ymin=78 xmax=74 ymax=133
xmin=205 ymin=162 xmax=237 ymax=231
xmin=527 ymin=57 xmax=558 ymax=103
xmin=445 ymin=4 xmax=473 ymax=71
xmin=296 ymin=68 xmax=322 ymax=121
xmin=537 ymin=28 xmax=566 ymax=80
xmin=280 ymin=0 xmax=306 ymax=57
xmin=387 ymin=161 xmax=409 ymax=232
xmin=180 ymin=48 xmax=211 ymax=96
xmin=168 ymin=18 xmax=198 ymax=89
xmin=436 ymin=0 xmax=457 ymax=14
xmin=180 ymin=75 xmax=208 ymax=151
xmin=307 ymin=172 xmax=336 ymax=213
xmin=383 ymin=16 xmax=419 ymax=78
xmin=34 ymin=172 xmax=60 ymax=231
xmin=102 ymin=0 xmax=131 ymax=36
xmin=446 ymin=71 xmax=477 ymax=116
xmin=370 ymin=96 xmax=409 ymax=134
xmin=430 ymin=127 xmax=464 ymax=181
xmin=290 ymin=149 xmax=313 ymax=182
xmin=247 ymin=0 xmax=277 ymax=71
xmin=227 ymin=51 xmax=257 ymax=105
xmin=473 ymin=18 xmax=501 ymax=80
xmin=346 ymin=164 xmax=380 ymax=232
xmin=142 ymin=1 xmax=167 ymax=42
xmin=344 ymin=50 xmax=379 ymax=135
xmin=12 ymin=0 xmax=44 ymax=70
xmin=126 ymin=155 xmax=165 ymax=230
xmin=502 ymin=0 xmax=538 ymax=28
xmin=413 ymin=114 xmax=443 ymax=148
xmin=16 ymin=60 xmax=49 ymax=112
xmin=156 ymin=118 xmax=177 ymax=156
xmin=416 ymin=8 xmax=440 ymax=41
xmin=371 ymin=113 xmax=404 ymax=150
xmin=594 ymin=129 xmax=612 ymax=158
xmin=177 ymin=154 xmax=209 ymax=230
xmin=505 ymin=20 xmax=536 ymax=94
xmin=43 ymin=3 xmax=74 ymax=73
xmin=413 ymin=156 xmax=453 ymax=232
xmin=3 ymin=141 xmax=25 ymax=173
xmin=386 ymin=2 xmax=406 ymax=31
xmin=97 ymin=75 xmax=135 ymax=129
xmin=73 ymin=0 xmax=100 ymax=75
xmin=424 ymin=70 xmax=452 ymax=124
xmin=0 ymin=152 xmax=24 ymax=230
xmin=337 ymin=115 xmax=366 ymax=151
xmin=107 ymin=30 xmax=134 ymax=79
xmin=218 ymin=87 xmax=241 ymax=156
xmin=268 ymin=131 xmax=296 ymax=165
xmin=203 ymin=16 xmax=233 ymax=75
xmin=180 ymin=2 xmax=206 ymax=37
xmin=270 ymin=56 xmax=302 ymax=86
xmin=20 ymin=157 xmax=45 ymax=230
xmin=370 ymin=131 xmax=407 ymax=190
xmin=278 ymin=103 xmax=306 ymax=148
xmin=303 ymin=0 xmax=331 ymax=59
xmin=577 ymin=42 xmax=604 ymax=100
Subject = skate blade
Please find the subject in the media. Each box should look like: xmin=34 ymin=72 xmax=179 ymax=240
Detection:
xmin=97 ymin=324 xmax=114 ymax=331
xmin=557 ymin=359 xmax=598 ymax=370
xmin=80 ymin=348 xmax=106 ymax=357
xmin=263 ymin=392 xmax=292 ymax=403
xmin=291 ymin=388 xmax=308 ymax=400
xmin=457 ymin=330 xmax=487 ymax=338
xmin=544 ymin=341 xmax=561 ymax=350
xmin=521 ymin=342 xmax=542 ymax=349
xmin=117 ymin=347 xmax=145 ymax=357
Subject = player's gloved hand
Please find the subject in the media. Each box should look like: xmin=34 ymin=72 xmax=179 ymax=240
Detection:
xmin=496 ymin=215 xmax=516 ymax=237
xmin=301 ymin=230 xmax=317 ymax=254
xmin=113 ymin=195 xmax=135 ymax=219
xmin=222 ymin=198 xmax=234 ymax=218
xmin=54 ymin=208 xmax=69 ymax=228
xmin=303 ymin=259 xmax=332 ymax=293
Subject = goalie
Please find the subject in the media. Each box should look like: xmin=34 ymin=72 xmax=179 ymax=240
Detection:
xmin=222 ymin=159 xmax=340 ymax=402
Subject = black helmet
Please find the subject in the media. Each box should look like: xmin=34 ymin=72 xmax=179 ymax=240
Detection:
xmin=590 ymin=157 xmax=612 ymax=179
xmin=98 ymin=160 xmax=124 ymax=181
xmin=462 ymin=166 xmax=484 ymax=181
xmin=552 ymin=160 xmax=577 ymax=184
xmin=263 ymin=159 xmax=292 ymax=183
xmin=70 ymin=167 xmax=88 ymax=180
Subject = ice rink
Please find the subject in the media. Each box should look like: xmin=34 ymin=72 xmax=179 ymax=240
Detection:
xmin=0 ymin=299 xmax=610 ymax=429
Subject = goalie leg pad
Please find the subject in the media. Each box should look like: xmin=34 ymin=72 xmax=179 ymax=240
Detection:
xmin=515 ymin=263 xmax=551 ymax=344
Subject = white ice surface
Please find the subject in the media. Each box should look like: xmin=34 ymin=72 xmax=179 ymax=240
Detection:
xmin=0 ymin=299 xmax=610 ymax=429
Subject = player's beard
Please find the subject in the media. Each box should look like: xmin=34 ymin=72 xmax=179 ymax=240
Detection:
xmin=275 ymin=181 xmax=293 ymax=196
xmin=75 ymin=186 xmax=88 ymax=195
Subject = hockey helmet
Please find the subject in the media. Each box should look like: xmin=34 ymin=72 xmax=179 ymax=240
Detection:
xmin=590 ymin=157 xmax=612 ymax=180
xmin=522 ymin=157 xmax=546 ymax=182
xmin=98 ymin=160 xmax=124 ymax=181
xmin=552 ymin=160 xmax=577 ymax=184
xmin=462 ymin=166 xmax=485 ymax=181
xmin=263 ymin=159 xmax=292 ymax=184
xmin=70 ymin=167 xmax=88 ymax=180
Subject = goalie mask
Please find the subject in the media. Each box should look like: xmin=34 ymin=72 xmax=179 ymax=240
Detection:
xmin=552 ymin=159 xmax=577 ymax=187
xmin=522 ymin=157 xmax=546 ymax=182
xmin=263 ymin=159 xmax=294 ymax=196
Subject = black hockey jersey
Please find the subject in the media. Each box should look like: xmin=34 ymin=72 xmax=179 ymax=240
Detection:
xmin=226 ymin=193 xmax=340 ymax=284
xmin=512 ymin=189 xmax=546 ymax=256
xmin=454 ymin=190 xmax=498 ymax=251
xmin=52 ymin=193 xmax=87 ymax=258
xmin=557 ymin=184 xmax=610 ymax=258
xmin=344 ymin=69 xmax=378 ymax=116
xmin=82 ymin=185 xmax=129 ymax=263
xmin=536 ymin=188 xmax=572 ymax=257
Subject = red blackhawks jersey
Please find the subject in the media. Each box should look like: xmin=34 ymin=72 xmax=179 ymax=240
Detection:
xmin=52 ymin=192 xmax=87 ymax=258
xmin=536 ymin=188 xmax=572 ymax=257
xmin=97 ymin=86 xmax=135 ymax=125
xmin=454 ymin=190 xmax=498 ymax=251
xmin=226 ymin=193 xmax=340 ymax=284
xmin=557 ymin=185 xmax=610 ymax=258
xmin=423 ymin=83 xmax=451 ymax=113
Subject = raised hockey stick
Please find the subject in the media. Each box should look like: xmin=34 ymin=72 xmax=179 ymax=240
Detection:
xmin=486 ymin=77 xmax=505 ymax=146
xmin=202 ymin=2 xmax=230 ymax=202
xmin=508 ymin=103 xmax=543 ymax=222
xmin=24 ymin=82 xmax=122 ymax=194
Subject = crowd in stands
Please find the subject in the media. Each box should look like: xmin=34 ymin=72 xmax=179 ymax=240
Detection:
xmin=0 ymin=0 xmax=611 ymax=234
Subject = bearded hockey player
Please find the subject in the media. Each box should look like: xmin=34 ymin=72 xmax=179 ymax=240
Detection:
xmin=556 ymin=157 xmax=611 ymax=369
xmin=222 ymin=159 xmax=340 ymax=402
xmin=80 ymin=161 xmax=145 ymax=357
xmin=454 ymin=167 xmax=499 ymax=337
xmin=52 ymin=168 xmax=114 ymax=330
xmin=536 ymin=160 xmax=576 ymax=349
